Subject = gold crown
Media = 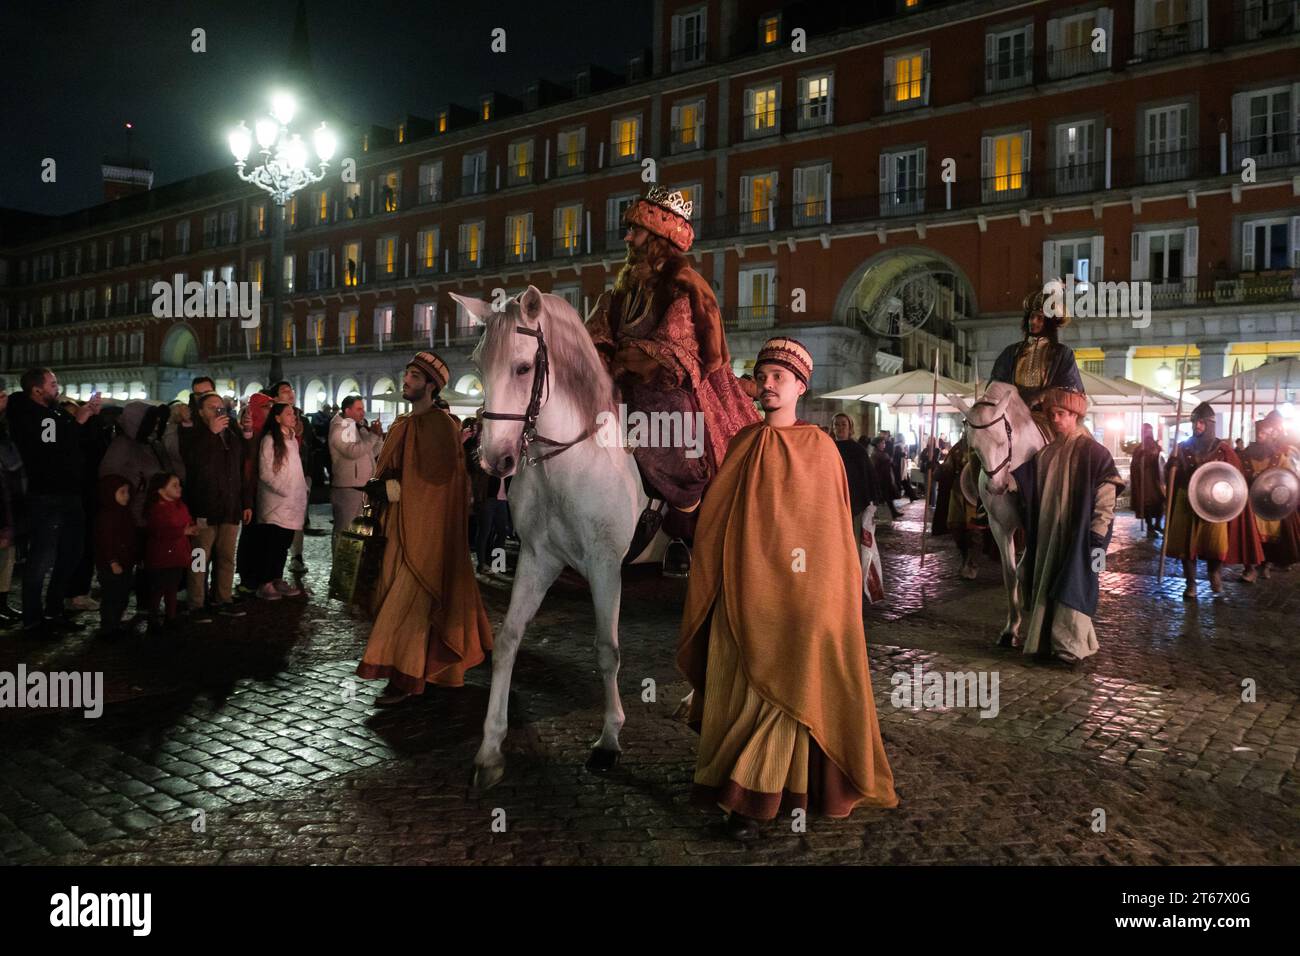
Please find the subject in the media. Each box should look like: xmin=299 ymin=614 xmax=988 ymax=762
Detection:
xmin=645 ymin=185 xmax=693 ymax=220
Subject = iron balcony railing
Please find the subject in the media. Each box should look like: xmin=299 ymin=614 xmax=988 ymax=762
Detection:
xmin=669 ymin=123 xmax=705 ymax=153
xmin=669 ymin=41 xmax=707 ymax=72
xmin=1231 ymin=0 xmax=1300 ymax=41
xmin=1132 ymin=18 xmax=1205 ymax=62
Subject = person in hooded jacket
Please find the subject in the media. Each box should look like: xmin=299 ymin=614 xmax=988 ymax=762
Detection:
xmin=99 ymin=400 xmax=173 ymax=632
xmin=95 ymin=474 xmax=138 ymax=638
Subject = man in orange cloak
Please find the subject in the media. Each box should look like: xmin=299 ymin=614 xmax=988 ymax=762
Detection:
xmin=677 ymin=337 xmax=898 ymax=839
xmin=356 ymin=351 xmax=493 ymax=705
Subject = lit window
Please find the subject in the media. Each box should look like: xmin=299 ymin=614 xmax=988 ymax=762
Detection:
xmin=397 ymin=124 xmax=405 ymax=143
xmin=613 ymin=117 xmax=640 ymax=160
xmin=438 ymin=112 xmax=447 ymax=132
xmin=895 ymin=54 xmax=923 ymax=101
xmin=994 ymin=133 xmax=1024 ymax=193
xmin=482 ymin=100 xmax=491 ymax=121
xmin=762 ymin=16 xmax=779 ymax=45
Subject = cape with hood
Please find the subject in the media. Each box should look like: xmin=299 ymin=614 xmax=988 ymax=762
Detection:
xmin=98 ymin=400 xmax=173 ymax=527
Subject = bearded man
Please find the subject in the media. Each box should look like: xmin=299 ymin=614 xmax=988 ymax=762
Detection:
xmin=586 ymin=186 xmax=760 ymax=576
xmin=1012 ymin=388 xmax=1123 ymax=663
xmin=356 ymin=352 xmax=493 ymax=706
xmin=990 ymin=287 xmax=1085 ymax=425
xmin=677 ymin=338 xmax=897 ymax=839
xmin=1164 ymin=402 xmax=1265 ymax=600
xmin=1240 ymin=410 xmax=1300 ymax=579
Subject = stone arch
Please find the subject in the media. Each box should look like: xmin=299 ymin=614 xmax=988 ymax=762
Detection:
xmin=832 ymin=246 xmax=978 ymax=335
xmin=160 ymin=323 xmax=201 ymax=367
xmin=303 ymin=379 xmax=328 ymax=414
xmin=336 ymin=378 xmax=361 ymax=406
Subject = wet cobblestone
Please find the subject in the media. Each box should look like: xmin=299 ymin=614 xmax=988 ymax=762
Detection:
xmin=1 ymin=503 xmax=1297 ymax=865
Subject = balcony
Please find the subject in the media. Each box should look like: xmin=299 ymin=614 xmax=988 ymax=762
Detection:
xmin=416 ymin=181 xmax=442 ymax=204
xmin=879 ymin=186 xmax=927 ymax=218
xmin=1044 ymin=41 xmax=1110 ymax=80
xmin=792 ymin=198 xmax=829 ymax=228
xmin=983 ymin=50 xmax=1033 ymax=93
xmin=795 ymin=97 xmax=835 ymax=130
xmin=460 ymin=171 xmax=488 ymax=197
xmin=378 ymin=185 xmax=400 ymax=214
xmin=551 ymin=231 xmax=585 ymax=258
xmin=609 ymin=137 xmax=642 ymax=166
xmin=669 ymin=41 xmax=707 ymax=72
xmin=740 ymin=106 xmax=781 ymax=142
xmin=554 ymin=150 xmax=586 ymax=176
xmin=502 ymin=241 xmax=535 ymax=265
xmin=669 ymin=124 xmax=704 ymax=154
xmin=724 ymin=305 xmax=779 ymax=331
xmin=1138 ymin=145 xmax=1198 ymax=185
xmin=1232 ymin=0 xmax=1299 ymax=41
xmin=1231 ymin=131 xmax=1300 ymax=172
xmin=883 ymin=78 xmax=929 ymax=113
xmin=1051 ymin=159 xmax=1105 ymax=195
xmin=1209 ymin=269 xmax=1300 ymax=305
xmin=1132 ymin=19 xmax=1204 ymax=63
xmin=505 ymin=161 xmax=535 ymax=188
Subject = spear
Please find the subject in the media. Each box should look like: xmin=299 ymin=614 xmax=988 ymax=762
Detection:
xmin=1158 ymin=343 xmax=1192 ymax=584
xmin=920 ymin=347 xmax=940 ymax=567
xmin=1228 ymin=359 xmax=1239 ymax=445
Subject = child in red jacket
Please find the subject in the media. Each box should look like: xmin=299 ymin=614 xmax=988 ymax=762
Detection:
xmin=95 ymin=474 xmax=139 ymax=638
xmin=144 ymin=472 xmax=198 ymax=628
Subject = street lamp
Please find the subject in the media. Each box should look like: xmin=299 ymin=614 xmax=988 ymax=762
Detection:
xmin=230 ymin=92 xmax=336 ymax=383
xmin=1155 ymin=362 xmax=1173 ymax=389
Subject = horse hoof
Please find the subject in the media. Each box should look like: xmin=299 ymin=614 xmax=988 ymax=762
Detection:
xmin=997 ymin=632 xmax=1015 ymax=648
xmin=585 ymin=747 xmax=621 ymax=773
xmin=472 ymin=761 xmax=505 ymax=792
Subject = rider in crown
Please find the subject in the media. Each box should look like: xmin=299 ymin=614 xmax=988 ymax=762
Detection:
xmin=586 ymin=186 xmax=761 ymax=577
xmin=990 ymin=284 xmax=1085 ymax=429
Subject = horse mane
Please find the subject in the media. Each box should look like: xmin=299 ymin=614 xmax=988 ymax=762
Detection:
xmin=978 ymin=381 xmax=1034 ymax=431
xmin=475 ymin=292 xmax=618 ymax=426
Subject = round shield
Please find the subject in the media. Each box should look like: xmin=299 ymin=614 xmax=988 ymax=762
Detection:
xmin=1249 ymin=466 xmax=1300 ymax=522
xmin=1187 ymin=461 xmax=1248 ymax=523
xmin=959 ymin=459 xmax=980 ymax=506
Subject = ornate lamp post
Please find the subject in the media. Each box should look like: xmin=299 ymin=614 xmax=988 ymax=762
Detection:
xmin=229 ymin=91 xmax=336 ymax=383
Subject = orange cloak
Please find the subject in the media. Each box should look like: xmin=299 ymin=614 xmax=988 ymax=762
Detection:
xmin=677 ymin=421 xmax=898 ymax=813
xmin=357 ymin=405 xmax=492 ymax=692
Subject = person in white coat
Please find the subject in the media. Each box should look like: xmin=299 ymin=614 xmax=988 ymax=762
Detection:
xmin=328 ymin=395 xmax=383 ymax=549
xmin=255 ymin=403 xmax=308 ymax=600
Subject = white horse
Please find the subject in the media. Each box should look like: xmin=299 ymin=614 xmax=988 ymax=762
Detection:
xmin=949 ymin=382 xmax=1046 ymax=645
xmin=453 ymin=285 xmax=649 ymax=790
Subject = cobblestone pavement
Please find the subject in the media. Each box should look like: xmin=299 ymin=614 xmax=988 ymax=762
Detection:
xmin=1 ymin=502 xmax=1297 ymax=865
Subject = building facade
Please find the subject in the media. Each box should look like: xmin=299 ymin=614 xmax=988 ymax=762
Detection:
xmin=2 ymin=0 xmax=1298 ymax=439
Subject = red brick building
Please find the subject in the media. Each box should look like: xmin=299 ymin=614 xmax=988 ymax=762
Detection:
xmin=2 ymin=0 xmax=1298 ymax=440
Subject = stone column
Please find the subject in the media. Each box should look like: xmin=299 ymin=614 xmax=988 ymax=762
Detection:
xmin=1197 ymin=341 xmax=1229 ymax=383
xmin=1101 ymin=344 xmax=1133 ymax=381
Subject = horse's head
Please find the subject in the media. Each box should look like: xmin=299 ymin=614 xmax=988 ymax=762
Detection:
xmin=456 ymin=287 xmax=544 ymax=477
xmin=461 ymin=284 xmax=614 ymax=477
xmin=959 ymin=382 xmax=1017 ymax=494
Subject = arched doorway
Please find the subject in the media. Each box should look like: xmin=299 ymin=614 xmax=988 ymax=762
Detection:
xmin=160 ymin=324 xmax=200 ymax=367
xmin=243 ymin=381 xmax=264 ymax=399
xmin=303 ymin=379 xmax=328 ymax=414
xmin=129 ymin=382 xmax=148 ymax=399
xmin=371 ymin=377 xmax=398 ymax=426
xmin=832 ymin=247 xmax=978 ymax=438
xmin=336 ymin=378 xmax=361 ymax=406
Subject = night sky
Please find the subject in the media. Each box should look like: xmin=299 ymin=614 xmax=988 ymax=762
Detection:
xmin=0 ymin=0 xmax=653 ymax=217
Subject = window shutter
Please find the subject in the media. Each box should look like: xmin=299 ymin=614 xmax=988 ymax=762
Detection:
xmin=670 ymin=104 xmax=680 ymax=134
xmin=980 ymin=136 xmax=993 ymax=182
xmin=1042 ymin=240 xmax=1057 ymax=283
xmin=1099 ymin=8 xmax=1114 ymax=66
xmin=1024 ymin=22 xmax=1033 ymax=57
xmin=883 ymin=55 xmax=895 ymax=98
xmin=1293 ymin=84 xmax=1300 ymax=156
xmin=1020 ymin=128 xmax=1031 ymax=174
xmin=739 ymin=175 xmax=752 ymax=212
xmin=915 ymin=147 xmax=927 ymax=193
xmin=793 ymin=166 xmax=804 ymax=203
xmin=1290 ymin=216 xmax=1300 ymax=268
xmin=744 ymin=88 xmax=755 ymax=122
xmin=879 ymin=154 xmax=890 ymax=200
xmin=797 ymin=76 xmax=808 ymax=103
xmin=1242 ymin=222 xmax=1256 ymax=271
xmin=1134 ymin=0 xmax=1149 ymax=36
xmin=1131 ymin=232 xmax=1149 ymax=280
xmin=1046 ymin=17 xmax=1060 ymax=54
xmin=1090 ymin=235 xmax=1104 ymax=282
xmin=1196 ymin=0 xmax=1208 ymax=49
xmin=1183 ymin=225 xmax=1199 ymax=278
xmin=825 ymin=78 xmax=834 ymax=122
xmin=1231 ymin=93 xmax=1250 ymax=153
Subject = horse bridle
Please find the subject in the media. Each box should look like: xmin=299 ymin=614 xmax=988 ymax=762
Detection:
xmin=480 ymin=324 xmax=595 ymax=466
xmin=966 ymin=400 xmax=1014 ymax=477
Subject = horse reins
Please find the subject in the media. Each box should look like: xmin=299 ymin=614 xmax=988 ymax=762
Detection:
xmin=966 ymin=400 xmax=1014 ymax=477
xmin=480 ymin=324 xmax=595 ymax=466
